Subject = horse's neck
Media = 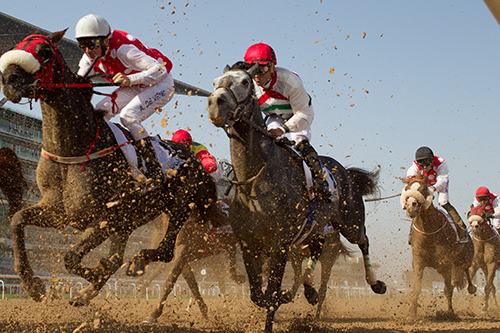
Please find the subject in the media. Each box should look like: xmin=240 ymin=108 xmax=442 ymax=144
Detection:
xmin=40 ymin=76 xmax=102 ymax=156
xmin=229 ymin=103 xmax=277 ymax=181
xmin=415 ymin=206 xmax=444 ymax=231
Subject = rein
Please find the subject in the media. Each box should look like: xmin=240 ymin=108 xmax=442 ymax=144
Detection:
xmin=412 ymin=209 xmax=447 ymax=235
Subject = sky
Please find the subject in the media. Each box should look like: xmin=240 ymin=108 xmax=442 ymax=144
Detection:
xmin=1 ymin=0 xmax=500 ymax=287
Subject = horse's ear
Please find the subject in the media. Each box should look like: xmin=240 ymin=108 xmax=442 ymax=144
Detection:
xmin=223 ymin=65 xmax=231 ymax=73
xmin=48 ymin=29 xmax=68 ymax=44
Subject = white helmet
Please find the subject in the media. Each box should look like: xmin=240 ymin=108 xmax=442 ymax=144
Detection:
xmin=75 ymin=14 xmax=111 ymax=39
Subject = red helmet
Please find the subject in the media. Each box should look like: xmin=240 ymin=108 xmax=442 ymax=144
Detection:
xmin=172 ymin=129 xmax=192 ymax=145
xmin=244 ymin=43 xmax=277 ymax=65
xmin=476 ymin=186 xmax=490 ymax=198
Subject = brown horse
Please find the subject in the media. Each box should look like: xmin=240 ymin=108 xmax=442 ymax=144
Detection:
xmin=468 ymin=205 xmax=500 ymax=313
xmin=401 ymin=174 xmax=475 ymax=318
xmin=135 ymin=211 xmax=245 ymax=322
xmin=0 ymin=30 xmax=217 ymax=304
xmin=0 ymin=147 xmax=27 ymax=219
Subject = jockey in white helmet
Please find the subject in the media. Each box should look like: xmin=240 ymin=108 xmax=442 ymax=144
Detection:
xmin=75 ymin=14 xmax=175 ymax=183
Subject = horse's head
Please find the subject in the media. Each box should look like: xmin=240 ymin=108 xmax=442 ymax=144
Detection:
xmin=0 ymin=29 xmax=68 ymax=103
xmin=207 ymin=62 xmax=260 ymax=128
xmin=401 ymin=175 xmax=434 ymax=218
xmin=468 ymin=206 xmax=489 ymax=232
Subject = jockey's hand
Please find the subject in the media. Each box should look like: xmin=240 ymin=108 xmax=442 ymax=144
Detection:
xmin=113 ymin=73 xmax=131 ymax=87
xmin=269 ymin=127 xmax=285 ymax=138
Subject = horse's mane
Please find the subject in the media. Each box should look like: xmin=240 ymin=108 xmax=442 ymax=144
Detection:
xmin=402 ymin=173 xmax=428 ymax=185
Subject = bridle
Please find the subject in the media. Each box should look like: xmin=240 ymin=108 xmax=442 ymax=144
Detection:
xmin=213 ymin=70 xmax=274 ymax=140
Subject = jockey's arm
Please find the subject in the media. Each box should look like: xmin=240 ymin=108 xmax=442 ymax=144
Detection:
xmin=192 ymin=142 xmax=217 ymax=174
xmin=116 ymin=44 xmax=169 ymax=86
xmin=76 ymin=53 xmax=95 ymax=77
xmin=283 ymin=73 xmax=312 ymax=133
xmin=492 ymin=197 xmax=500 ymax=219
xmin=433 ymin=160 xmax=449 ymax=193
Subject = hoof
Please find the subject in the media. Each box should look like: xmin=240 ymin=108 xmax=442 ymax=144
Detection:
xmin=27 ymin=277 xmax=46 ymax=302
xmin=304 ymin=284 xmax=319 ymax=306
xmin=371 ymin=280 xmax=387 ymax=294
xmin=126 ymin=256 xmax=147 ymax=277
xmin=468 ymin=284 xmax=477 ymax=295
xmin=69 ymin=297 xmax=89 ymax=307
xmin=143 ymin=317 xmax=157 ymax=324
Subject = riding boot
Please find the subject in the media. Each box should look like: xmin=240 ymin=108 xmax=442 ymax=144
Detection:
xmin=136 ymin=137 xmax=163 ymax=184
xmin=442 ymin=202 xmax=467 ymax=241
xmin=296 ymin=140 xmax=331 ymax=201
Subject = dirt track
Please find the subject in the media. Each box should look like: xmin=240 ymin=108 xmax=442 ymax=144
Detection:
xmin=1 ymin=295 xmax=499 ymax=333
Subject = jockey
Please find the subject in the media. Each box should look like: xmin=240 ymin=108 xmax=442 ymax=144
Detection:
xmin=243 ymin=42 xmax=330 ymax=200
xmin=407 ymin=146 xmax=468 ymax=240
xmin=171 ymin=129 xmax=221 ymax=183
xmin=75 ymin=14 xmax=175 ymax=182
xmin=472 ymin=186 xmax=500 ymax=231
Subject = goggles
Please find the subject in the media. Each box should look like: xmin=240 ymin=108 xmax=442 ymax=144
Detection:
xmin=78 ymin=38 xmax=103 ymax=51
xmin=416 ymin=159 xmax=432 ymax=168
xmin=244 ymin=62 xmax=273 ymax=74
xmin=478 ymin=196 xmax=489 ymax=202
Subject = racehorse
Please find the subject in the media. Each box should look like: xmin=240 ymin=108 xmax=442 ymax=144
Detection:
xmin=135 ymin=210 xmax=246 ymax=322
xmin=0 ymin=147 xmax=27 ymax=219
xmin=401 ymin=174 xmax=475 ymax=318
xmin=467 ymin=205 xmax=500 ymax=313
xmin=0 ymin=30 xmax=217 ymax=304
xmin=206 ymin=63 xmax=386 ymax=332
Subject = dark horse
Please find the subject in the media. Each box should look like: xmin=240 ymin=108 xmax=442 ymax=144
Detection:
xmin=206 ymin=64 xmax=386 ymax=332
xmin=0 ymin=30 xmax=217 ymax=304
xmin=467 ymin=205 xmax=500 ymax=313
xmin=0 ymin=147 xmax=28 ymax=219
xmin=401 ymin=174 xmax=475 ymax=318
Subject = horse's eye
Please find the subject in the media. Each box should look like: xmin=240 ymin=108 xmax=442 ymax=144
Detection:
xmin=242 ymin=78 xmax=249 ymax=87
xmin=35 ymin=43 xmax=53 ymax=64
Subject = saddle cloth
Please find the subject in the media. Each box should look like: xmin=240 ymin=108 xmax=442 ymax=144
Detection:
xmin=435 ymin=205 xmax=462 ymax=243
xmin=106 ymin=119 xmax=186 ymax=181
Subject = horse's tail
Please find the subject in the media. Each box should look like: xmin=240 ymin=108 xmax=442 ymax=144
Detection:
xmin=0 ymin=147 xmax=28 ymax=218
xmin=346 ymin=167 xmax=380 ymax=197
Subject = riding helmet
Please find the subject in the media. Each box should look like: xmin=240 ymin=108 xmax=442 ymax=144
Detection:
xmin=476 ymin=186 xmax=490 ymax=198
xmin=415 ymin=146 xmax=434 ymax=161
xmin=75 ymin=14 xmax=111 ymax=39
xmin=172 ymin=129 xmax=193 ymax=145
xmin=244 ymin=43 xmax=277 ymax=65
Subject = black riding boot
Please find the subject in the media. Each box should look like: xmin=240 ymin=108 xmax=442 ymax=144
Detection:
xmin=296 ymin=140 xmax=330 ymax=200
xmin=137 ymin=137 xmax=163 ymax=183
xmin=442 ymin=202 xmax=467 ymax=240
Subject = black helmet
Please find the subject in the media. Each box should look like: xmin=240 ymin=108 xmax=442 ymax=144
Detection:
xmin=415 ymin=146 xmax=434 ymax=162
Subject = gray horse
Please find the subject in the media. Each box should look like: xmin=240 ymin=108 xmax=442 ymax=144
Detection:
xmin=207 ymin=64 xmax=386 ymax=332
xmin=0 ymin=30 xmax=217 ymax=304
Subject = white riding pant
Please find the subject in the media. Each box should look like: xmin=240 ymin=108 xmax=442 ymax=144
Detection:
xmin=266 ymin=108 xmax=314 ymax=145
xmin=96 ymin=74 xmax=175 ymax=140
xmin=435 ymin=182 xmax=449 ymax=206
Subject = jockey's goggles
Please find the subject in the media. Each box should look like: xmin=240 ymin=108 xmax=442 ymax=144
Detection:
xmin=78 ymin=38 xmax=103 ymax=51
xmin=478 ymin=196 xmax=489 ymax=202
xmin=416 ymin=159 xmax=432 ymax=168
xmin=244 ymin=62 xmax=273 ymax=74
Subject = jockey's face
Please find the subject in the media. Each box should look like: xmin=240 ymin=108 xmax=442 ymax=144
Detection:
xmin=417 ymin=158 xmax=432 ymax=172
xmin=78 ymin=38 xmax=109 ymax=61
xmin=253 ymin=63 xmax=274 ymax=86
xmin=478 ymin=196 xmax=489 ymax=204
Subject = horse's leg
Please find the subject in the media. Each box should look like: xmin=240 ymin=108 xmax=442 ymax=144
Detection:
xmin=289 ymin=246 xmax=303 ymax=299
xmin=301 ymin=235 xmax=324 ymax=306
xmin=315 ymin=234 xmax=341 ymax=319
xmin=127 ymin=208 xmax=190 ymax=276
xmin=182 ymin=263 xmax=208 ymax=318
xmin=410 ymin=259 xmax=425 ymax=318
xmin=357 ymin=235 xmax=386 ymax=294
xmin=144 ymin=243 xmax=189 ymax=323
xmin=226 ymin=237 xmax=245 ymax=284
xmin=69 ymin=229 xmax=131 ymax=306
xmin=439 ymin=266 xmax=455 ymax=315
xmin=263 ymin=247 xmax=290 ymax=333
xmin=10 ymin=205 xmax=61 ymax=301
xmin=484 ymin=262 xmax=497 ymax=313
xmin=242 ymin=248 xmax=266 ymax=308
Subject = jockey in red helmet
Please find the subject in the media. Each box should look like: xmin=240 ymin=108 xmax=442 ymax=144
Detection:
xmin=75 ymin=14 xmax=174 ymax=183
xmin=244 ymin=42 xmax=329 ymax=200
xmin=172 ymin=129 xmax=220 ymax=183
xmin=406 ymin=146 xmax=468 ymax=241
xmin=473 ymin=186 xmax=500 ymax=231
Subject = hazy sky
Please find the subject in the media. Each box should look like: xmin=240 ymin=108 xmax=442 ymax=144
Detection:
xmin=2 ymin=1 xmax=500 ymax=286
